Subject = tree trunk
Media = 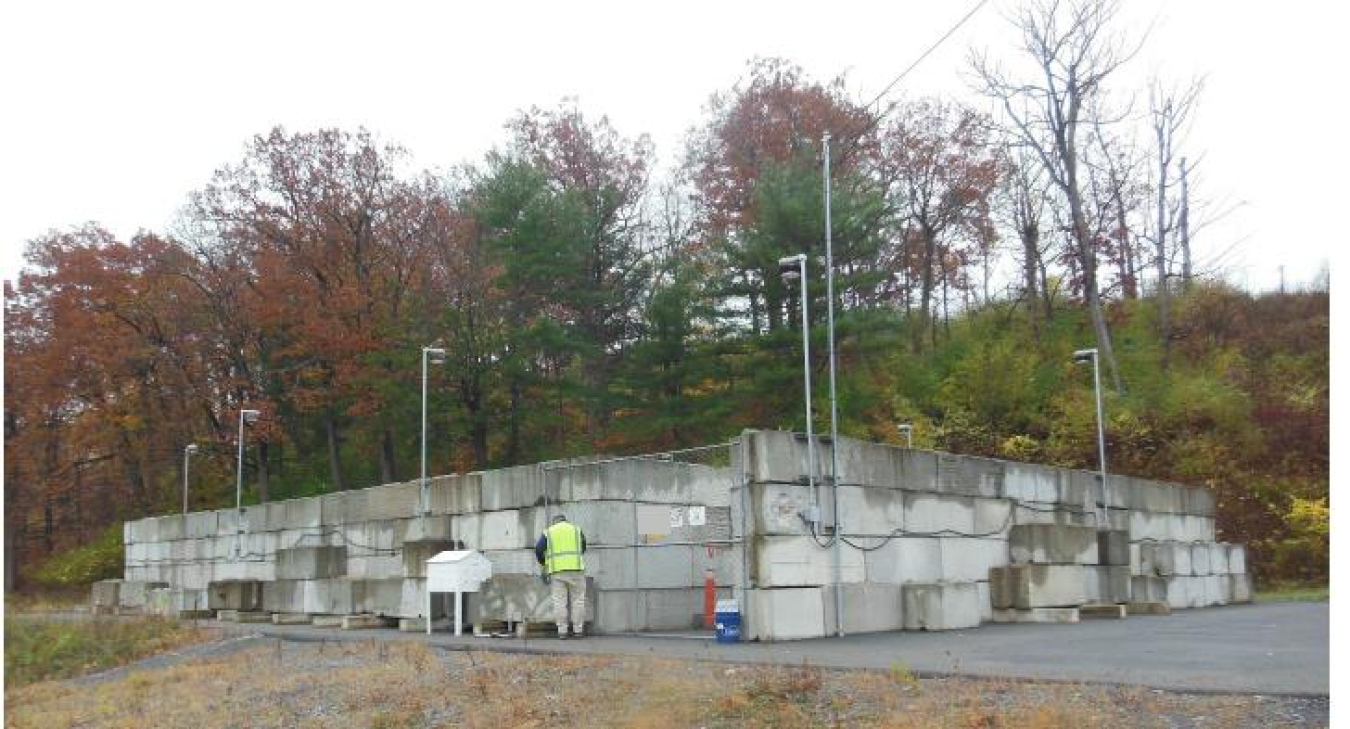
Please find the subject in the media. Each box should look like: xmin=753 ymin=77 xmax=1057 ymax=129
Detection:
xmin=916 ymin=228 xmax=938 ymax=351
xmin=1069 ymin=191 xmax=1125 ymax=392
xmin=325 ymin=414 xmax=346 ymax=491
xmin=1021 ymin=220 xmax=1041 ymax=333
xmin=1180 ymin=157 xmax=1192 ymax=289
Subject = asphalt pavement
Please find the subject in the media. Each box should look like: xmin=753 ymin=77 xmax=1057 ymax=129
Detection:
xmin=206 ymin=600 xmax=1328 ymax=696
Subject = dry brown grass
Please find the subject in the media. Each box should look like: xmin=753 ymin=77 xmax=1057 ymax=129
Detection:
xmin=4 ymin=641 xmax=1327 ymax=728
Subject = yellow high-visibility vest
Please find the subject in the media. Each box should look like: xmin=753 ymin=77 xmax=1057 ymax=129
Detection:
xmin=545 ymin=521 xmax=585 ymax=574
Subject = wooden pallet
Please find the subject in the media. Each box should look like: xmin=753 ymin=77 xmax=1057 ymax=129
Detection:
xmin=473 ymin=619 xmax=562 ymax=638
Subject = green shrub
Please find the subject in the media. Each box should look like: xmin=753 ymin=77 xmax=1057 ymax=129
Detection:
xmin=30 ymin=524 xmax=124 ymax=589
xmin=4 ymin=615 xmax=203 ymax=686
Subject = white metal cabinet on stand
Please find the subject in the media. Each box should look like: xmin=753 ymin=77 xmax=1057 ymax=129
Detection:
xmin=426 ymin=550 xmax=492 ymax=635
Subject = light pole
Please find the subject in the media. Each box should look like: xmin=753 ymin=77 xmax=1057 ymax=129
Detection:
xmin=1073 ymin=348 xmax=1108 ymax=525
xmin=182 ymin=444 xmax=199 ymax=515
xmin=897 ymin=423 xmax=913 ymax=448
xmin=822 ymin=131 xmax=844 ymax=637
xmin=779 ymin=254 xmax=819 ymax=521
xmin=236 ymin=409 xmax=260 ymax=512
xmin=421 ymin=346 xmax=447 ymax=515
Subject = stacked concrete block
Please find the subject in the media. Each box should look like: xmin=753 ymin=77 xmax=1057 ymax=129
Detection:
xmin=1131 ymin=575 xmax=1167 ymax=602
xmin=990 ymin=565 xmax=1088 ymax=609
xmin=208 ymin=580 xmax=263 ymax=611
xmin=91 ymin=579 xmax=122 ymax=610
xmin=1097 ymin=530 xmax=1130 ymax=566
xmin=1009 ymin=524 xmax=1099 ymax=565
xmin=1227 ymin=544 xmax=1247 ymax=574
xmin=837 ymin=485 xmax=905 ymax=535
xmin=824 ymin=584 xmax=905 ymax=634
xmin=936 ymin=454 xmax=1003 ymax=498
xmin=903 ymin=492 xmax=976 ymax=534
xmin=596 ymin=587 xmax=730 ymax=632
xmin=744 ymin=587 xmax=827 ymax=641
xmin=472 ymin=574 xmax=595 ymax=625
xmin=1228 ymin=573 xmax=1253 ymax=603
xmin=1082 ymin=566 xmax=1131 ymax=603
xmin=117 ymin=580 xmax=170 ymax=609
xmin=939 ymin=537 xmax=1007 ymax=583
xmin=862 ymin=537 xmax=942 ymax=584
xmin=902 ymin=582 xmax=981 ymax=631
xmin=1191 ymin=543 xmax=1213 ymax=576
xmin=426 ymin=474 xmax=483 ymax=514
xmin=402 ymin=540 xmax=455 ymax=578
xmin=276 ymin=546 xmax=347 ymax=580
xmin=751 ymin=535 xmax=864 ymax=587
xmin=146 ymin=587 xmax=208 ymax=616
xmin=1002 ymin=463 xmax=1061 ymax=504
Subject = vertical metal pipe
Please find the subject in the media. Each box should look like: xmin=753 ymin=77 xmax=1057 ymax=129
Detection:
xmin=183 ymin=447 xmax=191 ymax=515
xmin=823 ymin=133 xmax=844 ymax=637
xmin=799 ymin=256 xmax=818 ymax=510
xmin=236 ymin=411 xmax=245 ymax=513
xmin=421 ymin=348 xmax=429 ymax=515
xmin=1092 ymin=352 xmax=1109 ymax=524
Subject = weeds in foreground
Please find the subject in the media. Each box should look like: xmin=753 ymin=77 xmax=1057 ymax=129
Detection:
xmin=4 ymin=615 xmax=207 ymax=687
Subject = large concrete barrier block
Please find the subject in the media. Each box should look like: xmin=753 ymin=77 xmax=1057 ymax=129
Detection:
xmin=1009 ymin=524 xmax=1099 ymax=564
xmin=839 ymin=485 xmax=904 ymax=536
xmin=304 ymin=579 xmax=358 ymax=615
xmin=902 ymin=582 xmax=981 ymax=631
xmin=994 ymin=564 xmax=1089 ymax=608
xmin=91 ymin=579 xmax=122 ymax=608
xmin=834 ymin=437 xmax=903 ymax=489
xmin=1131 ymin=575 xmax=1168 ymax=602
xmin=285 ymin=497 xmax=322 ymax=529
xmin=743 ymin=430 xmax=812 ymax=485
xmin=1226 ymin=544 xmax=1247 ymax=574
xmin=1083 ymin=566 xmax=1131 ymax=603
xmin=936 ymin=454 xmax=1002 ymax=498
xmin=157 ymin=515 xmax=185 ymax=541
xmin=402 ymin=540 xmax=455 ymax=578
xmin=752 ymin=535 xmax=864 ymax=587
xmin=471 ymin=574 xmax=596 ymax=624
xmin=1127 ymin=479 xmax=1183 ymax=514
xmin=1002 ymin=463 xmax=1060 ymax=504
xmin=1201 ymin=574 xmax=1228 ymax=606
xmin=939 ymin=537 xmax=1008 ymax=583
xmin=213 ymin=559 xmax=276 ymax=583
xmin=453 ymin=509 xmax=543 ymax=551
xmin=366 ymin=482 xmax=421 ymax=521
xmin=1164 ymin=575 xmax=1201 ymax=609
xmin=1228 ymin=573 xmax=1253 ymax=603
xmin=1207 ymin=543 xmax=1230 ymax=574
xmin=183 ymin=511 xmax=217 ymax=539
xmin=277 ymin=546 xmax=347 ymax=580
xmin=1097 ymin=530 xmax=1130 ymax=566
xmin=398 ymin=578 xmax=429 ymax=618
xmin=262 ymin=502 xmax=289 ymax=532
xmin=320 ymin=493 xmax=349 ymax=525
xmin=480 ymin=464 xmax=549 ymax=511
xmin=1190 ymin=543 xmax=1213 ymax=576
xmin=338 ymin=490 xmax=370 ymax=524
xmin=482 ymin=548 xmax=538 ymax=576
xmin=262 ymin=580 xmax=306 ymax=613
xmin=595 ymin=588 xmax=722 ymax=632
xmin=973 ymin=498 xmax=1013 ymax=536
xmin=208 ymin=580 xmax=263 ymax=611
xmin=553 ymin=501 xmax=636 ymax=545
xmin=824 ymin=583 xmax=905 ymax=634
xmin=863 ymin=537 xmax=942 ymax=585
xmin=637 ymin=544 xmax=699 ymax=589
xmin=1184 ymin=486 xmax=1216 ymax=517
xmin=427 ymin=474 xmax=482 ymax=514
xmin=1063 ymin=471 xmax=1101 ymax=511
xmin=903 ymin=492 xmax=976 ymax=535
xmin=354 ymin=578 xmax=405 ymax=615
xmin=747 ymin=482 xmax=824 ymax=537
xmin=745 ymin=587 xmax=826 ymax=641
xmin=402 ymin=515 xmax=453 ymax=543
xmin=346 ymin=554 xmax=404 ymax=580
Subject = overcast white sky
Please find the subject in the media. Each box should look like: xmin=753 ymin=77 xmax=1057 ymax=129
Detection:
xmin=1 ymin=0 xmax=1345 ymax=291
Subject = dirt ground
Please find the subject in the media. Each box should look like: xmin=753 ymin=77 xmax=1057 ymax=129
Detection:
xmin=4 ymin=637 xmax=1329 ymax=728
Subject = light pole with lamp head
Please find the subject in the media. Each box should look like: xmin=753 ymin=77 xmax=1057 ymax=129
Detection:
xmin=235 ymin=409 xmax=260 ymax=559
xmin=778 ymin=253 xmax=819 ymax=523
xmin=822 ymin=131 xmax=845 ymax=636
xmin=183 ymin=444 xmax=199 ymax=515
xmin=421 ymin=347 xmax=447 ymax=515
xmin=1073 ymin=348 xmax=1108 ymax=524
xmin=897 ymin=423 xmax=913 ymax=448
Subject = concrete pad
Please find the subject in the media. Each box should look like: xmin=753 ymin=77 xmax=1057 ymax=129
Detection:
xmin=1097 ymin=530 xmax=1130 ymax=566
xmin=342 ymin=614 xmax=395 ymax=630
xmin=902 ymin=492 xmax=976 ymax=535
xmin=277 ymin=546 xmax=347 ymax=580
xmin=863 ymin=537 xmax=942 ymax=584
xmin=1127 ymin=601 xmax=1171 ymax=615
xmin=990 ymin=607 xmax=1079 ymax=624
xmin=823 ymin=583 xmax=905 ymax=634
xmin=936 ymin=454 xmax=1003 ymax=498
xmin=272 ymin=613 xmax=313 ymax=625
xmin=222 ymin=610 xmax=271 ymax=623
xmin=902 ymin=582 xmax=981 ymax=631
xmin=312 ymin=615 xmax=345 ymax=627
xmin=751 ymin=535 xmax=863 ymax=587
xmin=938 ymin=537 xmax=1008 ymax=583
xmin=399 ymin=617 xmax=453 ymax=632
xmin=1080 ymin=603 xmax=1127 ymax=619
xmin=744 ymin=587 xmax=826 ymax=641
xmin=1009 ymin=524 xmax=1099 ymax=565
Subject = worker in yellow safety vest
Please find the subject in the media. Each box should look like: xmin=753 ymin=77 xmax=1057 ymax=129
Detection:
xmin=535 ymin=514 xmax=588 ymax=638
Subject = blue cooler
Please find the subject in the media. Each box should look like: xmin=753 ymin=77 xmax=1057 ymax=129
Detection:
xmin=714 ymin=599 xmax=741 ymax=643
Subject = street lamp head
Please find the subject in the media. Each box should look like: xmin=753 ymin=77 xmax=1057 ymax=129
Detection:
xmin=896 ymin=423 xmax=912 ymax=434
xmin=1072 ymin=348 xmax=1097 ymax=364
xmin=778 ymin=254 xmax=806 ymax=279
xmin=424 ymin=347 xmax=446 ymax=364
xmin=185 ymin=444 xmax=199 ymax=454
xmin=241 ymin=409 xmax=261 ymax=424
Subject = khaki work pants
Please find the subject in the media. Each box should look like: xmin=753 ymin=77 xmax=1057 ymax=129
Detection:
xmin=550 ymin=570 xmax=586 ymax=634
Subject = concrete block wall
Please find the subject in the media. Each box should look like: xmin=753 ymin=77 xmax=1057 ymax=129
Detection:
xmin=116 ymin=429 xmax=1246 ymax=638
